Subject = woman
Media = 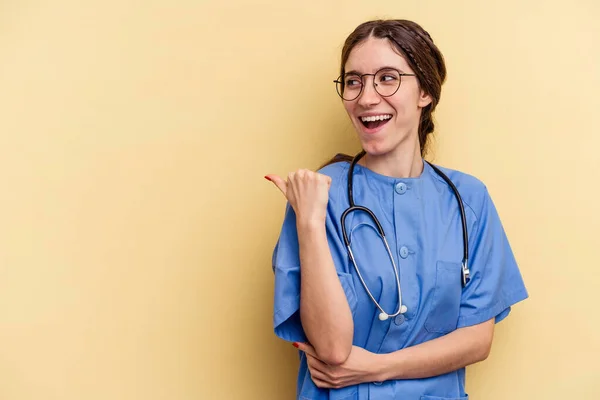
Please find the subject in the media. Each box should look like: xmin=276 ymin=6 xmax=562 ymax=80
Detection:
xmin=265 ymin=19 xmax=528 ymax=400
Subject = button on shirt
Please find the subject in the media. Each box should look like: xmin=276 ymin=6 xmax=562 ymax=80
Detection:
xmin=399 ymin=246 xmax=409 ymax=259
xmin=272 ymin=160 xmax=528 ymax=400
xmin=395 ymin=182 xmax=407 ymax=194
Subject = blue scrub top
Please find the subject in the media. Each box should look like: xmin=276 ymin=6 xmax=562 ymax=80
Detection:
xmin=272 ymin=160 xmax=528 ymax=400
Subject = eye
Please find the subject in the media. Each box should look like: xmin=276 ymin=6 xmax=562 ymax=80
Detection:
xmin=379 ymin=74 xmax=398 ymax=83
xmin=375 ymin=68 xmax=401 ymax=85
xmin=344 ymin=76 xmax=362 ymax=87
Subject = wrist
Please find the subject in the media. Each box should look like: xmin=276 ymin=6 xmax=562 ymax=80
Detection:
xmin=374 ymin=352 xmax=396 ymax=382
xmin=296 ymin=217 xmax=326 ymax=232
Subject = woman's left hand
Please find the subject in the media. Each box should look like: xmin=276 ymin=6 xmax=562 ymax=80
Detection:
xmin=295 ymin=342 xmax=383 ymax=389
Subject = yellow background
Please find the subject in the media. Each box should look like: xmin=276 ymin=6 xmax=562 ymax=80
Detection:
xmin=1 ymin=0 xmax=598 ymax=399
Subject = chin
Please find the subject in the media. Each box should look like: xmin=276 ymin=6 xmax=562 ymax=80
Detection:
xmin=359 ymin=139 xmax=392 ymax=157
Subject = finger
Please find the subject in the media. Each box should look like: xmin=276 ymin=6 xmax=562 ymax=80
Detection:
xmin=308 ymin=368 xmax=331 ymax=385
xmin=287 ymin=171 xmax=297 ymax=186
xmin=310 ymin=375 xmax=333 ymax=389
xmin=306 ymin=353 xmax=329 ymax=374
xmin=320 ymin=173 xmax=332 ymax=189
xmin=294 ymin=342 xmax=317 ymax=357
xmin=265 ymin=174 xmax=287 ymax=196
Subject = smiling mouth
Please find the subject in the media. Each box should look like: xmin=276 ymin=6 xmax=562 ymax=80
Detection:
xmin=360 ymin=114 xmax=392 ymax=130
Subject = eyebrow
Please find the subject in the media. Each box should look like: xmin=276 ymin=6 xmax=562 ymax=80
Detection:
xmin=344 ymin=66 xmax=406 ymax=76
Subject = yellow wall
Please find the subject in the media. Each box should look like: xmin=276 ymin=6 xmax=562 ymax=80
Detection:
xmin=0 ymin=1 xmax=598 ymax=399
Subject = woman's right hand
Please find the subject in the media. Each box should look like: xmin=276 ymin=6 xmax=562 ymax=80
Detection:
xmin=266 ymin=169 xmax=332 ymax=227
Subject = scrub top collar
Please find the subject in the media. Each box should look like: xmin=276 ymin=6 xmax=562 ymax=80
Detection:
xmin=352 ymin=158 xmax=433 ymax=183
xmin=352 ymin=158 xmax=433 ymax=200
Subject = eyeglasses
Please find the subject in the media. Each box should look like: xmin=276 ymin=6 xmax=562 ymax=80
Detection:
xmin=333 ymin=68 xmax=416 ymax=101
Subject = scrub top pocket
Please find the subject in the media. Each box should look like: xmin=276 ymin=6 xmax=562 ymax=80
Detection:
xmin=424 ymin=261 xmax=463 ymax=334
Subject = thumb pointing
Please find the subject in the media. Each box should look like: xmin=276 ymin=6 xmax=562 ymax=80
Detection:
xmin=265 ymin=174 xmax=287 ymax=196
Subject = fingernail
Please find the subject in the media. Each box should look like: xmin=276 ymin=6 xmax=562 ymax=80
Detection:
xmin=264 ymin=175 xmax=272 ymax=182
xmin=292 ymin=342 xmax=299 ymax=348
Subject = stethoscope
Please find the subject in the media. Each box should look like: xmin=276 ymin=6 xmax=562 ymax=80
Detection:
xmin=341 ymin=151 xmax=470 ymax=321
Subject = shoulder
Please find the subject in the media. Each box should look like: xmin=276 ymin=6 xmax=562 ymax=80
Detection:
xmin=317 ymin=161 xmax=350 ymax=205
xmin=317 ymin=161 xmax=350 ymax=186
xmin=318 ymin=160 xmax=350 ymax=176
xmin=427 ymin=162 xmax=491 ymax=217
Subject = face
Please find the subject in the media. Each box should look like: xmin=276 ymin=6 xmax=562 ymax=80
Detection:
xmin=342 ymin=37 xmax=432 ymax=157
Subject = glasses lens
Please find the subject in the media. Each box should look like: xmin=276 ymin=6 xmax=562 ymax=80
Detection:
xmin=336 ymin=74 xmax=362 ymax=101
xmin=374 ymin=69 xmax=401 ymax=97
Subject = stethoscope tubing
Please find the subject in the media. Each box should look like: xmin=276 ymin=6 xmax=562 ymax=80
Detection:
xmin=340 ymin=151 xmax=471 ymax=321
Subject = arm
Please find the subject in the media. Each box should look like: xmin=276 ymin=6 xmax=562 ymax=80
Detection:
xmin=268 ymin=170 xmax=354 ymax=366
xmin=378 ymin=318 xmax=494 ymax=380
xmin=298 ymin=221 xmax=354 ymax=365
xmin=298 ymin=318 xmax=494 ymax=389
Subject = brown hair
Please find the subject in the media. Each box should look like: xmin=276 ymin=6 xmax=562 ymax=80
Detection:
xmin=320 ymin=19 xmax=447 ymax=169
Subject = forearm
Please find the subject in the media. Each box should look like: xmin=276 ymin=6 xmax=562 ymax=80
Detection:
xmin=298 ymin=221 xmax=354 ymax=365
xmin=378 ymin=320 xmax=494 ymax=381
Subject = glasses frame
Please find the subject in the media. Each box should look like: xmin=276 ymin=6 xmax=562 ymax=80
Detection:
xmin=333 ymin=67 xmax=416 ymax=101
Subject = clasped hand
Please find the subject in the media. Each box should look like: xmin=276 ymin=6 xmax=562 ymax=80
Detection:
xmin=294 ymin=342 xmax=382 ymax=389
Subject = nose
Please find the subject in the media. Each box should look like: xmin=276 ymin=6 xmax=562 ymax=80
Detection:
xmin=357 ymin=76 xmax=381 ymax=107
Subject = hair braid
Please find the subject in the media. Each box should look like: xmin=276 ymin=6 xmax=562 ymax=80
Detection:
xmin=390 ymin=37 xmax=431 ymax=86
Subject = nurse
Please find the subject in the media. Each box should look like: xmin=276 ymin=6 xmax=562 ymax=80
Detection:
xmin=266 ymin=19 xmax=528 ymax=400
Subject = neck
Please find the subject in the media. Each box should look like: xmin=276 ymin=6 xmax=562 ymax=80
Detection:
xmin=361 ymin=139 xmax=424 ymax=178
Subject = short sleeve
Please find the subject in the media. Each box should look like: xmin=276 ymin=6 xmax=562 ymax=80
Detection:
xmin=271 ymin=203 xmax=307 ymax=343
xmin=457 ymin=188 xmax=528 ymax=328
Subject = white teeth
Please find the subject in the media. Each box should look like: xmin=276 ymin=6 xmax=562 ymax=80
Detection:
xmin=360 ymin=115 xmax=392 ymax=122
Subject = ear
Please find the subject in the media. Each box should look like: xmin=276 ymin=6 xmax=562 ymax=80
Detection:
xmin=418 ymin=90 xmax=432 ymax=108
